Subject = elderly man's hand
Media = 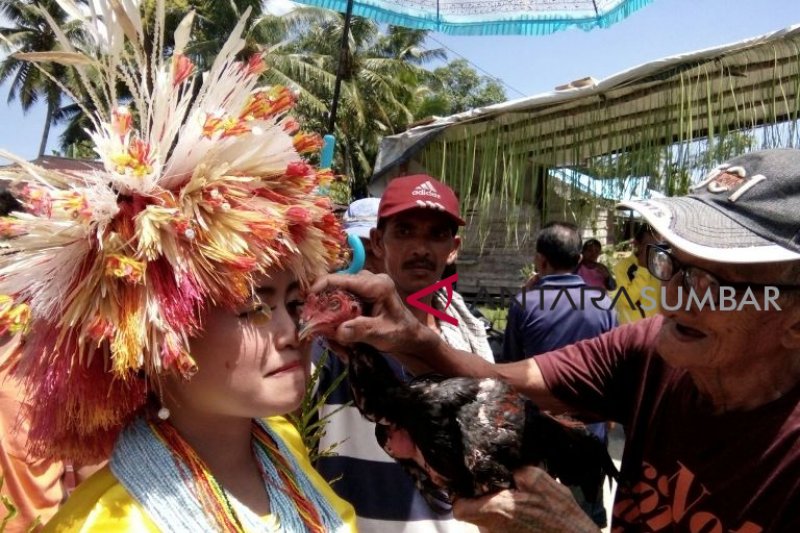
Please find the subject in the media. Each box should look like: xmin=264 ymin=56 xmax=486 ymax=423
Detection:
xmin=308 ymin=271 xmax=439 ymax=371
xmin=453 ymin=467 xmax=600 ymax=533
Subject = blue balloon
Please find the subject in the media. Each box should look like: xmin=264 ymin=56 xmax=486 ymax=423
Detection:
xmin=337 ymin=233 xmax=365 ymax=275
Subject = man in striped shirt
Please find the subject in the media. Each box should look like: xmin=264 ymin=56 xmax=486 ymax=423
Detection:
xmin=313 ymin=176 xmax=494 ymax=533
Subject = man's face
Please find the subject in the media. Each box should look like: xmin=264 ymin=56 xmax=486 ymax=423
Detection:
xmin=656 ymin=249 xmax=800 ymax=376
xmin=371 ymin=209 xmax=460 ymax=297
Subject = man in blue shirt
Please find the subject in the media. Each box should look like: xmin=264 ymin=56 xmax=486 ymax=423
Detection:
xmin=500 ymin=221 xmax=617 ymax=527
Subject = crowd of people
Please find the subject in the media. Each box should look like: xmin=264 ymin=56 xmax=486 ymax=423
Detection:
xmin=0 ymin=4 xmax=798 ymax=533
xmin=310 ymin=149 xmax=800 ymax=532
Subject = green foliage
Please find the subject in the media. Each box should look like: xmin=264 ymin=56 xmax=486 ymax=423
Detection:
xmin=327 ymin=178 xmax=351 ymax=206
xmin=586 ymin=132 xmax=756 ymax=198
xmin=419 ymin=59 xmax=507 ymax=117
xmin=477 ymin=306 xmax=508 ymax=332
xmin=0 ymin=476 xmax=18 ymax=533
xmin=519 ymin=262 xmax=536 ymax=283
xmin=0 ymin=476 xmax=40 ymax=533
xmin=287 ymin=349 xmax=350 ymax=465
xmin=56 ymin=139 xmax=96 ymax=160
xmin=274 ymin=16 xmax=443 ymax=196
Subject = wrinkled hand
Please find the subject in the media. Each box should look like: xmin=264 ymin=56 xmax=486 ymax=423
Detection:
xmin=308 ymin=272 xmax=439 ymax=370
xmin=453 ymin=467 xmax=600 ymax=533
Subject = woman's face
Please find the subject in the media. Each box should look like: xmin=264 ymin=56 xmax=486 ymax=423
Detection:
xmin=165 ymin=267 xmax=308 ymax=419
xmin=583 ymin=243 xmax=601 ymax=262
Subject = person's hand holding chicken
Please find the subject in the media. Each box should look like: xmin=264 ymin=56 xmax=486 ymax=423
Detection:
xmin=301 ymin=273 xmax=616 ymax=522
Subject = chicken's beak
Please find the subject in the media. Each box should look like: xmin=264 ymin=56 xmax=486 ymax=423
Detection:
xmin=297 ymin=319 xmax=318 ymax=341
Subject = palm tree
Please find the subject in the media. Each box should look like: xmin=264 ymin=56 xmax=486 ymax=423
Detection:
xmin=55 ymin=0 xmax=273 ymax=154
xmin=0 ymin=0 xmax=79 ymax=157
xmin=377 ymin=26 xmax=445 ymax=66
xmin=261 ymin=15 xmax=444 ymax=195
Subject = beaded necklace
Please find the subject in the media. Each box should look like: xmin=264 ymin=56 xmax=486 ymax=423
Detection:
xmin=111 ymin=416 xmax=342 ymax=532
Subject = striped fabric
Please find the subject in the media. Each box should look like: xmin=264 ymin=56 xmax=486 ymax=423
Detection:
xmin=291 ymin=0 xmax=656 ymax=36
xmin=313 ymin=290 xmax=494 ymax=533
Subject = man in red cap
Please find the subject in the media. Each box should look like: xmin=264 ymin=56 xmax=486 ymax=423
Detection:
xmin=314 ymin=174 xmax=493 ymax=533
xmin=372 ymin=174 xmax=465 ymax=307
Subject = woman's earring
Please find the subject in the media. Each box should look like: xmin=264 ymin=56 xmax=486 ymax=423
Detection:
xmin=157 ymin=389 xmax=170 ymax=420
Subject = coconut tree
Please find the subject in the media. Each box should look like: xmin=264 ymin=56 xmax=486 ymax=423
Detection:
xmin=55 ymin=0 xmax=276 ymax=154
xmin=0 ymin=0 xmax=81 ymax=157
xmin=262 ymin=15 xmax=443 ymax=194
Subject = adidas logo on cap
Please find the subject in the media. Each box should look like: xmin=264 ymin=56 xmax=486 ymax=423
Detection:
xmin=411 ymin=180 xmax=441 ymax=199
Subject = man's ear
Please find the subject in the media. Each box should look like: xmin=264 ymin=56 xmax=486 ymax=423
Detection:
xmin=370 ymin=227 xmax=385 ymax=259
xmin=533 ymin=252 xmax=547 ymax=273
xmin=446 ymin=235 xmax=461 ymax=265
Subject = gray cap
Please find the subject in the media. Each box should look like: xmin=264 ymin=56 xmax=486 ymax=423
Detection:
xmin=342 ymin=197 xmax=380 ymax=239
xmin=618 ymin=148 xmax=800 ymax=263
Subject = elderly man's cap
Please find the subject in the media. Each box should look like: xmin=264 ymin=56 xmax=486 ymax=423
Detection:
xmin=619 ymin=148 xmax=800 ymax=263
xmin=378 ymin=174 xmax=466 ymax=226
xmin=342 ymin=197 xmax=380 ymax=239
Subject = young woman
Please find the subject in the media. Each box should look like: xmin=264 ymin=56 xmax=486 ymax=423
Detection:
xmin=42 ymin=268 xmax=354 ymax=532
xmin=0 ymin=5 xmax=354 ymax=532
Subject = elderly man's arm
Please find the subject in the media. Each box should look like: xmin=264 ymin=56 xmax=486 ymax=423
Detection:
xmin=308 ymin=271 xmax=571 ymax=413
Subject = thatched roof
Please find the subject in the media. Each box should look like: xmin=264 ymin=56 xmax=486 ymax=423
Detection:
xmin=371 ymin=23 xmax=800 ymax=218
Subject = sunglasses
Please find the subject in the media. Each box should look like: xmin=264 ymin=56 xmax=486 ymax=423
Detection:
xmin=646 ymin=244 xmax=800 ymax=303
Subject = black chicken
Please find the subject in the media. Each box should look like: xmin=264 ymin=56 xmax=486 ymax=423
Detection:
xmin=299 ymin=288 xmax=619 ymax=508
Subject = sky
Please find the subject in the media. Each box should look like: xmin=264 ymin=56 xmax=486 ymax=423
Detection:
xmin=1 ymin=0 xmax=799 ymax=160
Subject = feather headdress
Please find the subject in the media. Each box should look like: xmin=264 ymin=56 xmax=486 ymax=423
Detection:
xmin=0 ymin=0 xmax=343 ymax=462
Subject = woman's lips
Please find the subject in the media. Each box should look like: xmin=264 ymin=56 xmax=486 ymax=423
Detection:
xmin=265 ymin=360 xmax=302 ymax=377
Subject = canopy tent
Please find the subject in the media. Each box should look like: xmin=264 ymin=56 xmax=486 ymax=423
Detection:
xmin=370 ymin=23 xmax=800 ymax=236
xmin=290 ymin=0 xmax=656 ymax=36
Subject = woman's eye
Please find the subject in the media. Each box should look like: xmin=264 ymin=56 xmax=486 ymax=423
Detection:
xmin=287 ymin=299 xmax=305 ymax=318
xmin=238 ymin=303 xmax=272 ymax=322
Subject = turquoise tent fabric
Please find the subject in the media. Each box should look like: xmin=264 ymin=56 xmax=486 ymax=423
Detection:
xmin=291 ymin=0 xmax=655 ymax=36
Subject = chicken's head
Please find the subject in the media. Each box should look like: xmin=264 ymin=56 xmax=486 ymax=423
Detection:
xmin=298 ymin=288 xmax=362 ymax=340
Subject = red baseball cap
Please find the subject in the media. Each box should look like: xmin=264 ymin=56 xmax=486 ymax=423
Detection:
xmin=378 ymin=174 xmax=466 ymax=226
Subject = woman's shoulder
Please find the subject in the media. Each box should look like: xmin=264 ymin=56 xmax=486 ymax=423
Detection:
xmin=43 ymin=465 xmax=158 ymax=532
xmin=264 ymin=416 xmax=305 ymax=455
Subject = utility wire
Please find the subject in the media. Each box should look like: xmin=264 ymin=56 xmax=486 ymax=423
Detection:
xmin=427 ymin=35 xmax=528 ymax=98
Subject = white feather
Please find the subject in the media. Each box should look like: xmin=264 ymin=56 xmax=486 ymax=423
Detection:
xmin=173 ymin=11 xmax=195 ymax=54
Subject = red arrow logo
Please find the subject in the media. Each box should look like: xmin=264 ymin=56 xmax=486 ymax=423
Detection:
xmin=405 ymin=273 xmax=459 ymax=326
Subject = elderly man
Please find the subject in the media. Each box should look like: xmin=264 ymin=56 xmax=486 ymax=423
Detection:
xmin=311 ymin=149 xmax=800 ymax=532
xmin=314 ymin=175 xmax=493 ymax=533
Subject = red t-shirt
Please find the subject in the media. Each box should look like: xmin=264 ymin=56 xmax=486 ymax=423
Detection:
xmin=536 ymin=316 xmax=800 ymax=532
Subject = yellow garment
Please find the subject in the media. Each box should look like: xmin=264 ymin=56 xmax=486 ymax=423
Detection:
xmin=611 ymin=254 xmax=662 ymax=325
xmin=43 ymin=416 xmax=357 ymax=532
